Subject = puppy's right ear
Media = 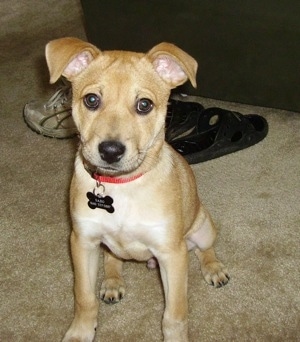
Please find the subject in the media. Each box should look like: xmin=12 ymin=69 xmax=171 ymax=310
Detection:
xmin=45 ymin=37 xmax=100 ymax=84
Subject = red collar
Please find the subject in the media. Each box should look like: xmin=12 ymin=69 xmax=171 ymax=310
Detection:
xmin=92 ymin=172 xmax=144 ymax=184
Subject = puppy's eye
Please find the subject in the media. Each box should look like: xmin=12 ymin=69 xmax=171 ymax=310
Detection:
xmin=83 ymin=93 xmax=101 ymax=110
xmin=136 ymin=98 xmax=153 ymax=115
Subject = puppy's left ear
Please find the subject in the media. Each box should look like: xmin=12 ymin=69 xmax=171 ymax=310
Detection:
xmin=147 ymin=42 xmax=197 ymax=89
xmin=45 ymin=37 xmax=101 ymax=84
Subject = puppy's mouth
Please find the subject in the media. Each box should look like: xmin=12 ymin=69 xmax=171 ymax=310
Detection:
xmin=82 ymin=152 xmax=145 ymax=177
xmin=79 ymin=133 xmax=161 ymax=177
xmin=83 ymin=159 xmax=120 ymax=176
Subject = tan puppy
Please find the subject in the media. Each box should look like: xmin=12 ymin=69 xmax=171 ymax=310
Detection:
xmin=46 ymin=37 xmax=229 ymax=342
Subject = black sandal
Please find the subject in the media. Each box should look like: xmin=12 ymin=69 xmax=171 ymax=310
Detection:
xmin=166 ymin=98 xmax=204 ymax=129
xmin=166 ymin=107 xmax=268 ymax=164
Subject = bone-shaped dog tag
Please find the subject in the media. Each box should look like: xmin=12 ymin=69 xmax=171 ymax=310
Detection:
xmin=86 ymin=191 xmax=115 ymax=213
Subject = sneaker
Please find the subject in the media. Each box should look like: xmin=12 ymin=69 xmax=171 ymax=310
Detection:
xmin=23 ymin=82 xmax=77 ymax=139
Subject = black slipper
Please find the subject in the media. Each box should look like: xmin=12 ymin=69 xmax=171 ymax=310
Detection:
xmin=166 ymin=98 xmax=204 ymax=129
xmin=166 ymin=107 xmax=269 ymax=164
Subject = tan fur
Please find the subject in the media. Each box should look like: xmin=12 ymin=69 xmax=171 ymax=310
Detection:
xmin=46 ymin=37 xmax=229 ymax=342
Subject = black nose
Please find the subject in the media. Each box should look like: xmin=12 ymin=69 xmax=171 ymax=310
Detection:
xmin=98 ymin=140 xmax=126 ymax=164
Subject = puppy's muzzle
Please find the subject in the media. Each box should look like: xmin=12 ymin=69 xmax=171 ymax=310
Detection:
xmin=98 ymin=140 xmax=126 ymax=164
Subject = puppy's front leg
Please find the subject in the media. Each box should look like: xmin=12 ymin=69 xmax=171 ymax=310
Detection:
xmin=63 ymin=230 xmax=100 ymax=342
xmin=158 ymin=242 xmax=189 ymax=342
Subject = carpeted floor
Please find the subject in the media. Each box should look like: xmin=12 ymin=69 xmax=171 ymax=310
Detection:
xmin=0 ymin=1 xmax=299 ymax=341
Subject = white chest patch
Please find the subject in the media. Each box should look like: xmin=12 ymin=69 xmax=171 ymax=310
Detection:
xmin=74 ymin=187 xmax=168 ymax=261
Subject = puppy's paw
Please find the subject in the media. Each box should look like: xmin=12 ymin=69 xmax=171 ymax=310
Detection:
xmin=100 ymin=277 xmax=125 ymax=304
xmin=62 ymin=317 xmax=97 ymax=342
xmin=62 ymin=330 xmax=95 ymax=342
xmin=163 ymin=315 xmax=188 ymax=342
xmin=201 ymin=261 xmax=230 ymax=288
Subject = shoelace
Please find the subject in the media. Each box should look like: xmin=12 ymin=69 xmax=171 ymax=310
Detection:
xmin=45 ymin=85 xmax=72 ymax=110
xmin=40 ymin=85 xmax=73 ymax=129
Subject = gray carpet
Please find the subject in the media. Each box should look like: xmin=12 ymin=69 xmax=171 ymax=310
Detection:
xmin=1 ymin=1 xmax=299 ymax=341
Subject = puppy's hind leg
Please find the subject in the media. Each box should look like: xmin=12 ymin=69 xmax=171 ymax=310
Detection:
xmin=194 ymin=247 xmax=230 ymax=288
xmin=188 ymin=208 xmax=230 ymax=288
xmin=100 ymin=246 xmax=125 ymax=304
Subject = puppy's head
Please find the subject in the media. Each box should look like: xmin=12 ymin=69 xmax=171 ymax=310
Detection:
xmin=46 ymin=37 xmax=197 ymax=176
